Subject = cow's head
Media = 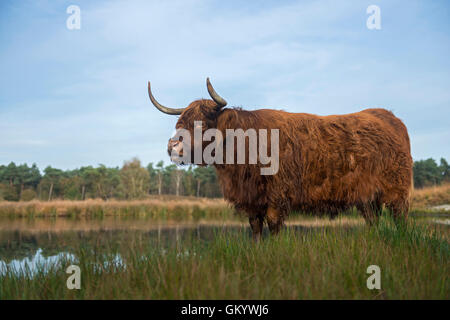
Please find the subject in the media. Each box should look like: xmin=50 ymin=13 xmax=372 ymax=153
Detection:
xmin=148 ymin=78 xmax=227 ymax=165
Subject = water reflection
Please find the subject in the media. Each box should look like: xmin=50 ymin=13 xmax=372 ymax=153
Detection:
xmin=0 ymin=224 xmax=250 ymax=276
xmin=0 ymin=248 xmax=75 ymax=276
xmin=0 ymin=214 xmax=447 ymax=277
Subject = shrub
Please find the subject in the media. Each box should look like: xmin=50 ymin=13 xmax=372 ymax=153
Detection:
xmin=1 ymin=185 xmax=19 ymax=201
xmin=20 ymin=189 xmax=37 ymax=202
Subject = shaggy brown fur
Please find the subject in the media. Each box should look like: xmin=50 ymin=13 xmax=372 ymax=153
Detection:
xmin=173 ymin=99 xmax=413 ymax=240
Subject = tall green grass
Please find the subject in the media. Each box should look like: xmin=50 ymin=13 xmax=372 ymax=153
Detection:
xmin=0 ymin=214 xmax=448 ymax=299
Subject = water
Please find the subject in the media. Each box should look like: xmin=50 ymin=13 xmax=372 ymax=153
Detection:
xmin=0 ymin=214 xmax=447 ymax=277
xmin=0 ymin=248 xmax=76 ymax=276
xmin=0 ymin=216 xmax=250 ymax=276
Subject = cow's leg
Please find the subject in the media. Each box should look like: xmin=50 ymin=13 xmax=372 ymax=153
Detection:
xmin=249 ymin=215 xmax=264 ymax=242
xmin=387 ymin=199 xmax=409 ymax=226
xmin=357 ymin=201 xmax=381 ymax=226
xmin=266 ymin=207 xmax=284 ymax=235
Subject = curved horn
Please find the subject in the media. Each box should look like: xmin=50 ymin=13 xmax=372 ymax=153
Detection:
xmin=148 ymin=81 xmax=185 ymax=115
xmin=206 ymin=77 xmax=227 ymax=108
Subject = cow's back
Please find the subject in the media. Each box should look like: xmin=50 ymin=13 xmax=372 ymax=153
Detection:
xmin=273 ymin=108 xmax=412 ymax=212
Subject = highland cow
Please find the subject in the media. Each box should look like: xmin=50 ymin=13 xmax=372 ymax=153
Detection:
xmin=148 ymin=78 xmax=413 ymax=240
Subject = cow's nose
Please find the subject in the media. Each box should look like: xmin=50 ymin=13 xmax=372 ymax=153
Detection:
xmin=168 ymin=139 xmax=180 ymax=155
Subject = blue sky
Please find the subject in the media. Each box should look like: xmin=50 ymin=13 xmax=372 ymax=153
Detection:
xmin=0 ymin=0 xmax=449 ymax=170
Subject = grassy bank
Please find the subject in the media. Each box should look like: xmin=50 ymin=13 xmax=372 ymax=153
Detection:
xmin=0 ymin=215 xmax=448 ymax=299
xmin=0 ymin=198 xmax=237 ymax=221
xmin=0 ymin=184 xmax=449 ymax=219
xmin=411 ymin=184 xmax=450 ymax=210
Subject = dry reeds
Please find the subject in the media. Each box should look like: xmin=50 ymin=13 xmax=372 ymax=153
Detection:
xmin=0 ymin=197 xmax=235 ymax=220
xmin=411 ymin=183 xmax=450 ymax=209
xmin=0 ymin=183 xmax=448 ymax=218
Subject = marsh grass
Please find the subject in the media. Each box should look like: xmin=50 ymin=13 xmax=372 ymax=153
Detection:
xmin=0 ymin=183 xmax=448 ymax=220
xmin=0 ymin=213 xmax=448 ymax=300
xmin=0 ymin=198 xmax=237 ymax=221
xmin=411 ymin=183 xmax=450 ymax=210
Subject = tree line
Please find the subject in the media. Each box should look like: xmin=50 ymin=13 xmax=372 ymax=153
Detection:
xmin=413 ymin=158 xmax=449 ymax=188
xmin=0 ymin=157 xmax=448 ymax=201
xmin=0 ymin=158 xmax=222 ymax=201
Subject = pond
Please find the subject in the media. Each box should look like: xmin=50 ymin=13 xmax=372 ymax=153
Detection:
xmin=0 ymin=214 xmax=448 ymax=277
xmin=0 ymin=216 xmax=252 ymax=276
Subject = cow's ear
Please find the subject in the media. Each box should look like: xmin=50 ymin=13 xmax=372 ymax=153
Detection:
xmin=205 ymin=106 xmax=222 ymax=120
